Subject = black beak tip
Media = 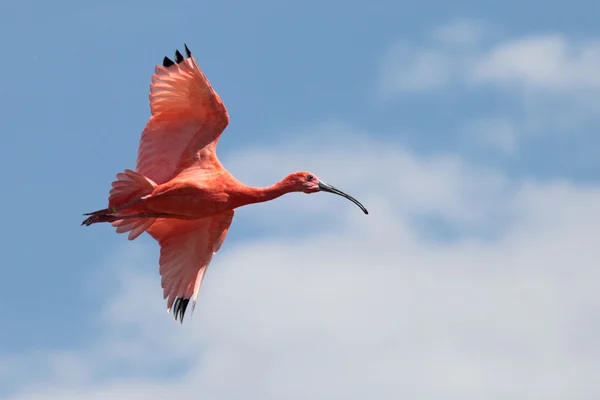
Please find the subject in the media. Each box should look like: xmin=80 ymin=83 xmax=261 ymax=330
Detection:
xmin=318 ymin=181 xmax=369 ymax=215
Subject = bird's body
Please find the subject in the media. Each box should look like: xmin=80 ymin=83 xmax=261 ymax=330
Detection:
xmin=83 ymin=44 xmax=368 ymax=323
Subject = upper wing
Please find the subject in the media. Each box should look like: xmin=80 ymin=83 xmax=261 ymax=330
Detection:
xmin=136 ymin=44 xmax=229 ymax=185
xmin=146 ymin=210 xmax=234 ymax=323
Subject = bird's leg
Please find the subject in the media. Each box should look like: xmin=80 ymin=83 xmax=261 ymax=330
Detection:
xmin=114 ymin=212 xmax=176 ymax=220
xmin=81 ymin=213 xmax=122 ymax=226
xmin=81 ymin=212 xmax=176 ymax=226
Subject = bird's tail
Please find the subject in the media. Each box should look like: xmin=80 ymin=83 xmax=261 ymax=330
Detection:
xmin=82 ymin=169 xmax=158 ymax=240
xmin=107 ymin=169 xmax=157 ymax=208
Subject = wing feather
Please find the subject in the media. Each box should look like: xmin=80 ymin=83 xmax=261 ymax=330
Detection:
xmin=146 ymin=210 xmax=234 ymax=322
xmin=135 ymin=45 xmax=229 ymax=185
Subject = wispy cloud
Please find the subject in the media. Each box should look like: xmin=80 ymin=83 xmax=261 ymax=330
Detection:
xmin=471 ymin=35 xmax=600 ymax=91
xmin=379 ymin=20 xmax=600 ymax=155
xmin=381 ymin=21 xmax=600 ymax=96
xmin=380 ymin=43 xmax=455 ymax=93
xmin=4 ymin=125 xmax=600 ymax=400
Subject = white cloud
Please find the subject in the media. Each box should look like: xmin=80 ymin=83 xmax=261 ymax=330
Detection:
xmin=381 ymin=22 xmax=600 ymax=95
xmin=379 ymin=20 xmax=600 ymax=155
xmin=4 ymin=125 xmax=600 ymax=400
xmin=380 ymin=43 xmax=454 ymax=94
xmin=472 ymin=35 xmax=600 ymax=91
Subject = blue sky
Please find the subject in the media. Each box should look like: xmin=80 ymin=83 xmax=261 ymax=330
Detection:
xmin=2 ymin=0 xmax=600 ymax=398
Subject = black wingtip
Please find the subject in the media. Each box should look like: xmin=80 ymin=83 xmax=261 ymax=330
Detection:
xmin=175 ymin=50 xmax=184 ymax=64
xmin=173 ymin=297 xmax=191 ymax=323
xmin=163 ymin=56 xmax=175 ymax=67
xmin=163 ymin=45 xmax=192 ymax=68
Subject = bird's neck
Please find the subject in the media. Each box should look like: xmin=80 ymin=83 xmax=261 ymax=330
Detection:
xmin=237 ymin=181 xmax=295 ymax=206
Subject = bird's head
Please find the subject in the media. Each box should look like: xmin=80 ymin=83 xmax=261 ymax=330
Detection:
xmin=284 ymin=171 xmax=369 ymax=215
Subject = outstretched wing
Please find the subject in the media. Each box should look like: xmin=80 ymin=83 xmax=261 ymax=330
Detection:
xmin=136 ymin=44 xmax=229 ymax=185
xmin=146 ymin=210 xmax=234 ymax=323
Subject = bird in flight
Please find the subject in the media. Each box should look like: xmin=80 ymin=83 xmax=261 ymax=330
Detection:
xmin=82 ymin=44 xmax=368 ymax=323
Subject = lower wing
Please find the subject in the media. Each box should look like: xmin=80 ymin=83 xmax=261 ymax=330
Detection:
xmin=146 ymin=210 xmax=234 ymax=322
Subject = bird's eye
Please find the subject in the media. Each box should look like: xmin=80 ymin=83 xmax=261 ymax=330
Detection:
xmin=307 ymin=174 xmax=314 ymax=181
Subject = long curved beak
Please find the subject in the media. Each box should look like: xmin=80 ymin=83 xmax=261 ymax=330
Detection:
xmin=318 ymin=181 xmax=369 ymax=215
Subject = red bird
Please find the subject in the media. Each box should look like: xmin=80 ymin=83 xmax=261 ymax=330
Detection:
xmin=83 ymin=44 xmax=368 ymax=322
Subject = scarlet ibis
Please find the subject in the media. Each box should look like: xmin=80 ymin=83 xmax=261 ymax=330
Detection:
xmin=82 ymin=44 xmax=368 ymax=323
